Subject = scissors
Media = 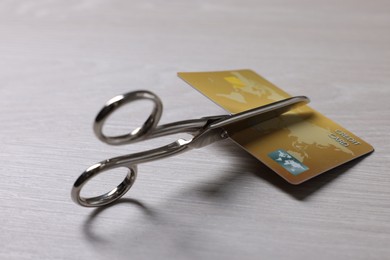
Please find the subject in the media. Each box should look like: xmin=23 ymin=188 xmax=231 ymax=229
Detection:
xmin=71 ymin=90 xmax=309 ymax=207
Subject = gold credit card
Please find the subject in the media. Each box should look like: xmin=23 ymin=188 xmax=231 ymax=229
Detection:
xmin=179 ymin=69 xmax=374 ymax=184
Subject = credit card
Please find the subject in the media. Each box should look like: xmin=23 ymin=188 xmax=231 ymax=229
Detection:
xmin=179 ymin=69 xmax=374 ymax=184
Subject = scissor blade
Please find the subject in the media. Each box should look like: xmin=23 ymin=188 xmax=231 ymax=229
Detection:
xmin=210 ymin=96 xmax=310 ymax=133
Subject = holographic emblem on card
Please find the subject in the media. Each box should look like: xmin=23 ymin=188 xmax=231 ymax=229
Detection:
xmin=268 ymin=149 xmax=309 ymax=176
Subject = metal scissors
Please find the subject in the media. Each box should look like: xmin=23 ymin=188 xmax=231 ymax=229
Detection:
xmin=71 ymin=90 xmax=309 ymax=207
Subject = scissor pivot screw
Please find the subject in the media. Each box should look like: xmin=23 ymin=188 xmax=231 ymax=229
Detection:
xmin=220 ymin=130 xmax=229 ymax=139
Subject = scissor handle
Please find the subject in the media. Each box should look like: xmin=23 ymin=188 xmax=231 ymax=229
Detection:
xmin=71 ymin=160 xmax=137 ymax=207
xmin=72 ymin=90 xmax=208 ymax=207
xmin=71 ymin=138 xmax=191 ymax=207
xmin=94 ymin=90 xmax=163 ymax=145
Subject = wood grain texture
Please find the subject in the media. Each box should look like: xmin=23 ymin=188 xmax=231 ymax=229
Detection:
xmin=0 ymin=1 xmax=389 ymax=259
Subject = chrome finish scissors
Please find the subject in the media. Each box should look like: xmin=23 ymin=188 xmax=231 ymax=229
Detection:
xmin=72 ymin=90 xmax=309 ymax=207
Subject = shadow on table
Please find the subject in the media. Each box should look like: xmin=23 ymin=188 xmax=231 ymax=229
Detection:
xmin=83 ymin=198 xmax=156 ymax=243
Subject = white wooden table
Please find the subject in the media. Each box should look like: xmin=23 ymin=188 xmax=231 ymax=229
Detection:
xmin=1 ymin=1 xmax=389 ymax=259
